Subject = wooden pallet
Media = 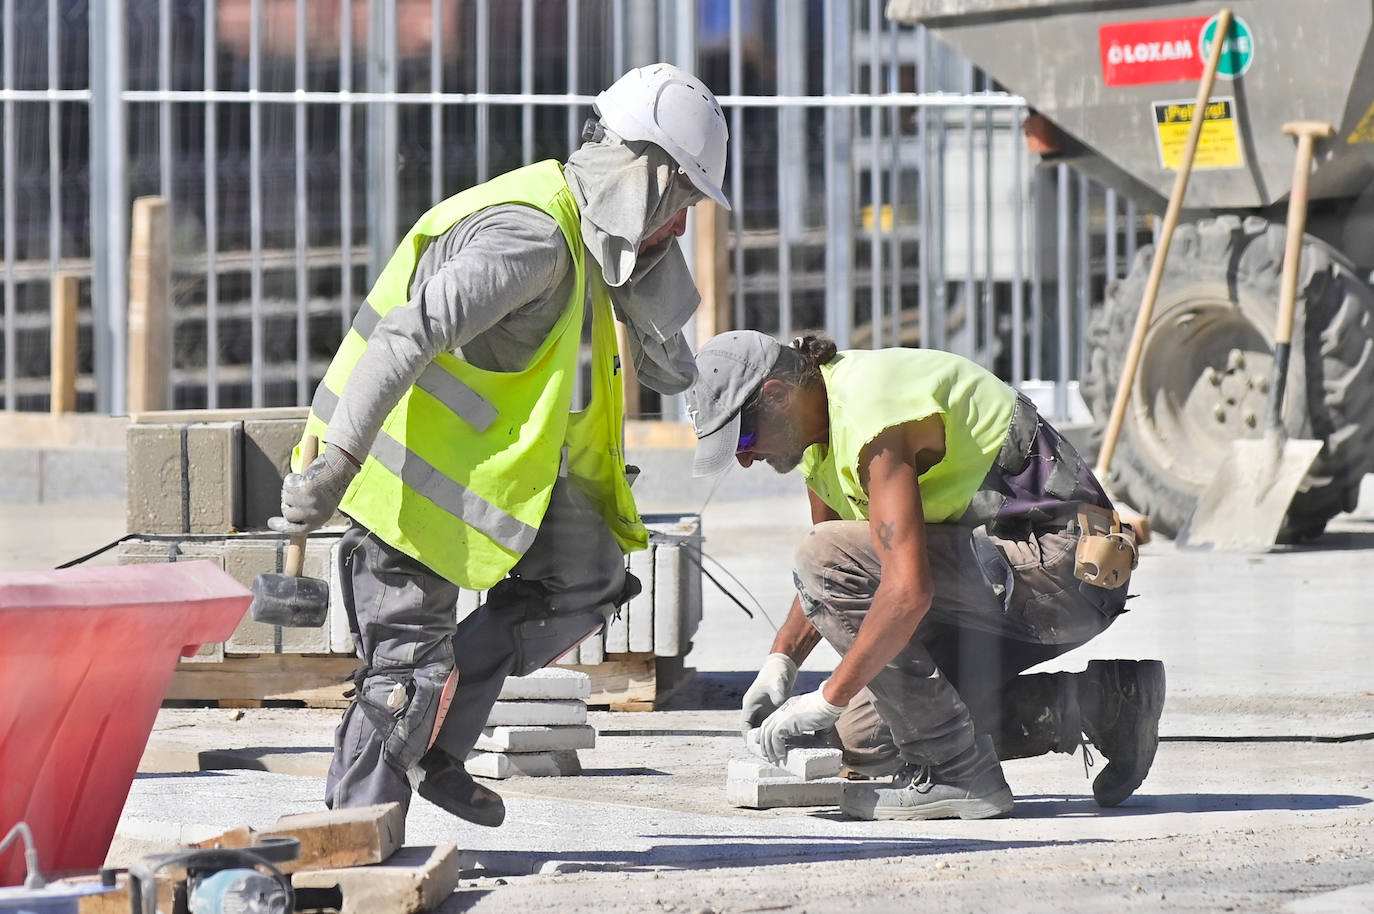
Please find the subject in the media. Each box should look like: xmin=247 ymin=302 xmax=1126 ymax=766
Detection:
xmin=165 ymin=652 xmax=682 ymax=711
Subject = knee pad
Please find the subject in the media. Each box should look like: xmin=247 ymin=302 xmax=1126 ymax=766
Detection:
xmin=353 ymin=646 xmax=457 ymax=774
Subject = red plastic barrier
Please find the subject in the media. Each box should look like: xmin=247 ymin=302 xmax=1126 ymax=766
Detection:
xmin=0 ymin=561 xmax=250 ymax=886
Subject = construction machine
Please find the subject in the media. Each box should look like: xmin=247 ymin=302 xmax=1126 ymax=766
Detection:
xmin=888 ymin=0 xmax=1374 ymax=540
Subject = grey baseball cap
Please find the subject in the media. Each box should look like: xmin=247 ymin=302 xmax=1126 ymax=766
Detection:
xmin=684 ymin=330 xmax=784 ymax=476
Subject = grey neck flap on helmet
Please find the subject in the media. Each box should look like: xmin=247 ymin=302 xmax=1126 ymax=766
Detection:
xmin=564 ymin=127 xmax=704 ymax=395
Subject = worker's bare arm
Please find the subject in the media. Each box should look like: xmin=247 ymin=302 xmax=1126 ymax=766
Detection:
xmin=819 ymin=416 xmax=943 ymax=706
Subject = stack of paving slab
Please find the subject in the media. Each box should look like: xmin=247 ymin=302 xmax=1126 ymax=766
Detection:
xmin=466 ymin=667 xmax=596 ymax=779
xmin=727 ymin=747 xmax=849 ymax=809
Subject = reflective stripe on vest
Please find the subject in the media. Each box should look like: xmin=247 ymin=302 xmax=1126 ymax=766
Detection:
xmin=370 ymin=431 xmax=538 ymax=554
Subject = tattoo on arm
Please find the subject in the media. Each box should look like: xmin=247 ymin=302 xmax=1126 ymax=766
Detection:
xmin=877 ymin=521 xmax=895 ymax=551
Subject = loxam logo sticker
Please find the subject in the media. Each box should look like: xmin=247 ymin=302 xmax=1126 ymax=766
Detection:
xmin=1100 ymin=14 xmax=1255 ymax=87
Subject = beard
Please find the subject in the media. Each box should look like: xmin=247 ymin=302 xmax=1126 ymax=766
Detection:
xmin=759 ymin=409 xmax=807 ymax=475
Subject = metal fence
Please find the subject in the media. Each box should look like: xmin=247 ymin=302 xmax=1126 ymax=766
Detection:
xmin=0 ymin=0 xmax=1153 ymax=420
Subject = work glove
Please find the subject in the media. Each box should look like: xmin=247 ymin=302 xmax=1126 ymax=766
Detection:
xmin=741 ymin=652 xmax=799 ymax=733
xmin=267 ymin=445 xmax=360 ymax=535
xmin=757 ymin=686 xmax=846 ymax=766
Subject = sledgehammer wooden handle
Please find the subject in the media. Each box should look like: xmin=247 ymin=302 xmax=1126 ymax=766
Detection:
xmin=284 ymin=434 xmax=319 ymax=578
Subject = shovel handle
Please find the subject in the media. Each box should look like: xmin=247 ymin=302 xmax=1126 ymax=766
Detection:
xmin=1265 ymin=121 xmax=1333 ymax=431
xmin=1095 ymin=8 xmax=1233 ymax=480
xmin=284 ymin=434 xmax=319 ymax=578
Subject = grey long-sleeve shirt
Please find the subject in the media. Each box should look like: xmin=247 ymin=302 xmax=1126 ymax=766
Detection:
xmin=326 ymin=203 xmax=576 ymax=458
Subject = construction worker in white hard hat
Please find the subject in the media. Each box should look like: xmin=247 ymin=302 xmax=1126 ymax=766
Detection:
xmin=268 ymin=63 xmax=729 ymax=828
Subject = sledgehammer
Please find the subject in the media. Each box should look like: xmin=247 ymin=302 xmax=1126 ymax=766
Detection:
xmin=249 ymin=434 xmax=329 ymax=627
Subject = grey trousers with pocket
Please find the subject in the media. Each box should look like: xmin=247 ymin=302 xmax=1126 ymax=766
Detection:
xmin=324 ymin=478 xmax=626 ymax=813
xmin=795 ymin=519 xmax=1127 ymax=768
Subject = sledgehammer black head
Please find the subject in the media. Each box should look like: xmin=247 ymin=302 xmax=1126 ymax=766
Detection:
xmin=250 ymin=571 xmax=329 ymax=627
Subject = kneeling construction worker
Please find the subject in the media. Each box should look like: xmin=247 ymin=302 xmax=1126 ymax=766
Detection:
xmin=269 ymin=63 xmax=729 ymax=827
xmin=686 ymin=330 xmax=1165 ymax=820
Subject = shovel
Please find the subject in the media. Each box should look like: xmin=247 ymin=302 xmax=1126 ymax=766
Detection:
xmin=1174 ymin=121 xmax=1332 ymax=551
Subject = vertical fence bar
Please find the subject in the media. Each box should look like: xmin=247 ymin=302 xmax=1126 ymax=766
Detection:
xmin=1076 ymin=172 xmax=1090 ymax=380
xmin=867 ymin=0 xmax=882 ymax=349
xmin=1105 ymin=186 xmax=1118 ymax=281
xmin=566 ymin=0 xmax=579 ymax=155
xmin=340 ymin=0 xmax=353 ymax=335
xmin=823 ymin=0 xmax=853 ymax=351
xmin=294 ymin=0 xmax=309 ymax=404
xmin=476 ymin=0 xmax=489 ymax=182
xmin=729 ymin=0 xmax=743 ymax=331
xmin=2 ymin=0 xmax=14 ymax=409
xmin=1055 ymin=162 xmax=1070 ymax=419
xmin=961 ymin=72 xmax=974 ymax=360
xmin=1010 ymin=106 xmax=1025 ymax=387
xmin=249 ymin=0 xmax=263 ymax=405
xmin=612 ymin=0 xmax=624 ymax=79
xmin=48 ymin=0 xmax=60 ymax=276
xmin=885 ymin=13 xmax=899 ymax=346
xmin=367 ymin=0 xmax=397 ymax=282
xmin=981 ymin=101 xmax=994 ymax=368
xmin=776 ymin=0 xmax=796 ymax=341
xmin=159 ymin=0 xmax=171 ymax=199
xmin=90 ymin=0 xmax=127 ymax=413
xmin=520 ymin=0 xmax=533 ymax=164
xmin=204 ymin=0 xmax=219 ymax=407
xmin=431 ymin=0 xmax=442 ymax=202
xmin=916 ymin=29 xmax=930 ymax=351
xmin=1125 ymin=197 xmax=1138 ymax=268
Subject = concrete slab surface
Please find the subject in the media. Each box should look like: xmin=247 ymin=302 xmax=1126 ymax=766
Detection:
xmin=8 ymin=472 xmax=1374 ymax=911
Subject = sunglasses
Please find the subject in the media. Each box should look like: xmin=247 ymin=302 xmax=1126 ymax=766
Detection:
xmin=735 ymin=403 xmax=759 ymax=454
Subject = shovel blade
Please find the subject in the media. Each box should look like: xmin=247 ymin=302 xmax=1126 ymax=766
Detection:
xmin=1175 ymin=437 xmax=1323 ymax=552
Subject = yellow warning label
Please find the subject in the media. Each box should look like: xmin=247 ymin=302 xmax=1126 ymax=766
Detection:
xmin=1347 ymin=101 xmax=1374 ymax=144
xmin=1153 ymin=97 xmax=1243 ymax=169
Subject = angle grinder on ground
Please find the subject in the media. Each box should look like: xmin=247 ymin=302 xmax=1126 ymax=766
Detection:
xmin=250 ymin=435 xmax=330 ymax=628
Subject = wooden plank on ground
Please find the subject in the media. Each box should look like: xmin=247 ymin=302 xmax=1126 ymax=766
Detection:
xmin=194 ymin=803 xmax=404 ymax=874
xmin=292 ymin=845 xmax=460 ymax=914
xmin=556 ymin=652 xmax=656 ymax=710
xmin=166 ymin=654 xmax=356 ymax=707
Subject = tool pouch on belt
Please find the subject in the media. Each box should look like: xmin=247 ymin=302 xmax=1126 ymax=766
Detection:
xmin=1073 ymin=504 xmax=1138 ymax=589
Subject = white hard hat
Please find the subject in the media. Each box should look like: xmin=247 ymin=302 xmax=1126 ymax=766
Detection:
xmin=594 ymin=63 xmax=731 ymax=211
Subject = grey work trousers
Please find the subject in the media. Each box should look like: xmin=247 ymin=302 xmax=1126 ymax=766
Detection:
xmin=795 ymin=519 xmax=1127 ymax=768
xmin=325 ymin=478 xmax=626 ymax=813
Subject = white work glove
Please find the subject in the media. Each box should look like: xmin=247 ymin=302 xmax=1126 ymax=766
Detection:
xmin=741 ymin=653 xmax=799 ymax=733
xmin=757 ymin=686 xmax=846 ymax=766
xmin=268 ymin=445 xmax=360 ymax=535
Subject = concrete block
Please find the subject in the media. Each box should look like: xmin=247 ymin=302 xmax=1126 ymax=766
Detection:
xmin=577 ymin=627 xmax=604 ymax=664
xmin=474 ymin=724 xmax=596 ymax=753
xmin=220 ymin=538 xmax=335 ymax=654
xmin=292 ymin=844 xmax=459 ymax=914
xmin=497 ymin=667 xmax=592 ymax=701
xmin=465 ymin=749 xmax=582 ymax=779
xmin=126 ymin=422 xmax=243 ymax=534
xmin=242 ymin=417 xmax=305 ymax=529
xmin=785 ymin=748 xmax=844 ymax=781
xmin=627 ymin=546 xmax=654 ymax=653
xmin=604 ymin=598 xmax=629 ymax=653
xmin=455 ymin=589 xmax=481 ymax=625
xmin=653 ymin=543 xmax=685 ymax=657
xmin=328 ymin=537 xmax=354 ymax=653
xmin=485 ymin=699 xmax=587 ymax=727
xmin=727 ymin=757 xmax=788 ymax=780
xmin=725 ymin=760 xmax=848 ymax=809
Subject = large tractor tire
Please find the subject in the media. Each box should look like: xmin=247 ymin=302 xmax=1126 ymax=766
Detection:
xmin=1081 ymin=215 xmax=1374 ymax=541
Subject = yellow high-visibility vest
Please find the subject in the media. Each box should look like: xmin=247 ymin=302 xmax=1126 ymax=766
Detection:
xmin=298 ymin=160 xmax=647 ymax=589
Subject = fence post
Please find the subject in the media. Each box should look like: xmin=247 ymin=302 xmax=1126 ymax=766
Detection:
xmin=127 ymin=196 xmax=170 ymax=413
xmin=49 ymin=274 xmax=80 ymax=414
xmin=693 ymin=201 xmax=731 ymax=350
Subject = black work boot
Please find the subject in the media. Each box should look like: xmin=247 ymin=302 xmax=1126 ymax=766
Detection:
xmin=1078 ymin=659 xmax=1166 ymax=807
xmin=410 ymin=748 xmax=506 ymax=827
xmin=991 ymin=671 xmax=1083 ymax=760
xmin=839 ymin=734 xmax=1013 ymax=821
